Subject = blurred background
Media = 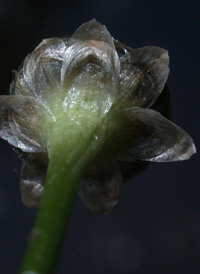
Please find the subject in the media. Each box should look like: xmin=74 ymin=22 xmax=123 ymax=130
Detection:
xmin=0 ymin=0 xmax=199 ymax=273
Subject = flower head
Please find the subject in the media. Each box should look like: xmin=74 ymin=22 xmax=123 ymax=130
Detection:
xmin=0 ymin=19 xmax=196 ymax=214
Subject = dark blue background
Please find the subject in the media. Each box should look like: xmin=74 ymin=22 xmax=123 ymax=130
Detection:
xmin=0 ymin=0 xmax=199 ymax=273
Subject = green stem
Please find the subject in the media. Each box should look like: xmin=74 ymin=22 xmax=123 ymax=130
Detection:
xmin=19 ymin=116 xmax=106 ymax=274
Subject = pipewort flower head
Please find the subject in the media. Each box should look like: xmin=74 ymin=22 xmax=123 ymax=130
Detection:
xmin=0 ymin=19 xmax=196 ymax=214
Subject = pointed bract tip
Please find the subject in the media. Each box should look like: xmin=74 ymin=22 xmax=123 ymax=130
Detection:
xmin=87 ymin=18 xmax=100 ymax=24
xmin=70 ymin=18 xmax=115 ymax=48
xmin=183 ymin=142 xmax=196 ymax=160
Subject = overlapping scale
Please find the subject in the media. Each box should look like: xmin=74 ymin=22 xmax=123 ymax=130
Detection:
xmin=117 ymin=45 xmax=169 ymax=108
xmin=0 ymin=96 xmax=53 ymax=152
xmin=79 ymin=157 xmax=123 ymax=214
xmin=115 ymin=107 xmax=196 ymax=162
xmin=20 ymin=152 xmax=48 ymax=207
xmin=61 ymin=19 xmax=120 ymax=116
